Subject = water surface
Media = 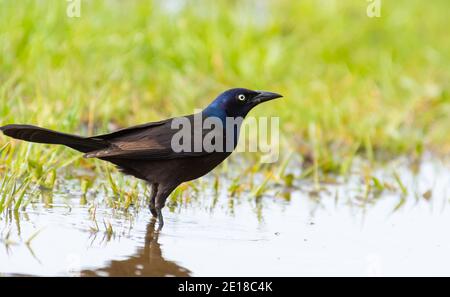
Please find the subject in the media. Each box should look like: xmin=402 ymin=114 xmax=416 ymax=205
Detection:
xmin=1 ymin=156 xmax=449 ymax=276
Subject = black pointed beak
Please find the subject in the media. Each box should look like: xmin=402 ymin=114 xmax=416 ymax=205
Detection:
xmin=252 ymin=91 xmax=283 ymax=104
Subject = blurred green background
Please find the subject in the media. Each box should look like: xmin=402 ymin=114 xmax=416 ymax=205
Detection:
xmin=0 ymin=0 xmax=449 ymax=170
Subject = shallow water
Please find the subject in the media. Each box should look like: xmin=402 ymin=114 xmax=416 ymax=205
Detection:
xmin=1 ymin=155 xmax=449 ymax=276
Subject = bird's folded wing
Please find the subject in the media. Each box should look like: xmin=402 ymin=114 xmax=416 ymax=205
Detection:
xmin=85 ymin=115 xmax=215 ymax=160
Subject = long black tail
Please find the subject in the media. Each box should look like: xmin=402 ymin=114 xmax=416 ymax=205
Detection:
xmin=0 ymin=124 xmax=109 ymax=153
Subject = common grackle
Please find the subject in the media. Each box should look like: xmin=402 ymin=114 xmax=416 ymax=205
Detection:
xmin=0 ymin=88 xmax=282 ymax=230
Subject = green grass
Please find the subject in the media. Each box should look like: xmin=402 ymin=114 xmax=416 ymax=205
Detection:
xmin=0 ymin=0 xmax=449 ymax=212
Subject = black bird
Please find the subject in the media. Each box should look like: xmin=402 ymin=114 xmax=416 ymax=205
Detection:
xmin=0 ymin=88 xmax=282 ymax=230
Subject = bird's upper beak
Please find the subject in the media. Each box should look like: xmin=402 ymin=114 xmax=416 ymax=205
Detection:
xmin=252 ymin=91 xmax=283 ymax=104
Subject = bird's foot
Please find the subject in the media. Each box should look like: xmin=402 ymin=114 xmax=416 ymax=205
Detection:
xmin=156 ymin=208 xmax=164 ymax=231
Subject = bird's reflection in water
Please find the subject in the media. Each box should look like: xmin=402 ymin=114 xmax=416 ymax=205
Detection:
xmin=81 ymin=219 xmax=190 ymax=276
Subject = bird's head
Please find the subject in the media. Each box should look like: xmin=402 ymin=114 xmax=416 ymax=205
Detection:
xmin=204 ymin=88 xmax=282 ymax=119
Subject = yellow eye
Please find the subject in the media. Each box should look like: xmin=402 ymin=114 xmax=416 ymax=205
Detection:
xmin=237 ymin=94 xmax=246 ymax=101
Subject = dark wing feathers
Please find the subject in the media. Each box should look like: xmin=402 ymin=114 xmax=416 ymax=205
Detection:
xmin=84 ymin=115 xmax=213 ymax=160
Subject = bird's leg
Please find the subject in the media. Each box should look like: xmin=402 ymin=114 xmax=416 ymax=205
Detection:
xmin=154 ymin=185 xmax=176 ymax=231
xmin=149 ymin=183 xmax=158 ymax=218
xmin=156 ymin=208 xmax=164 ymax=231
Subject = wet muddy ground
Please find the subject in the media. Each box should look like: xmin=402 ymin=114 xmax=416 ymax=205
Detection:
xmin=1 ymin=155 xmax=449 ymax=276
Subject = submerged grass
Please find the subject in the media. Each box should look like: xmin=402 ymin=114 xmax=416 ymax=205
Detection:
xmin=0 ymin=0 xmax=449 ymax=212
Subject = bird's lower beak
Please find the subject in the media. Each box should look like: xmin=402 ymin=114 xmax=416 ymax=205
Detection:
xmin=252 ymin=91 xmax=283 ymax=104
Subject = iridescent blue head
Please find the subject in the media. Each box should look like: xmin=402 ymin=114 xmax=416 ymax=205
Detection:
xmin=203 ymin=88 xmax=282 ymax=120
